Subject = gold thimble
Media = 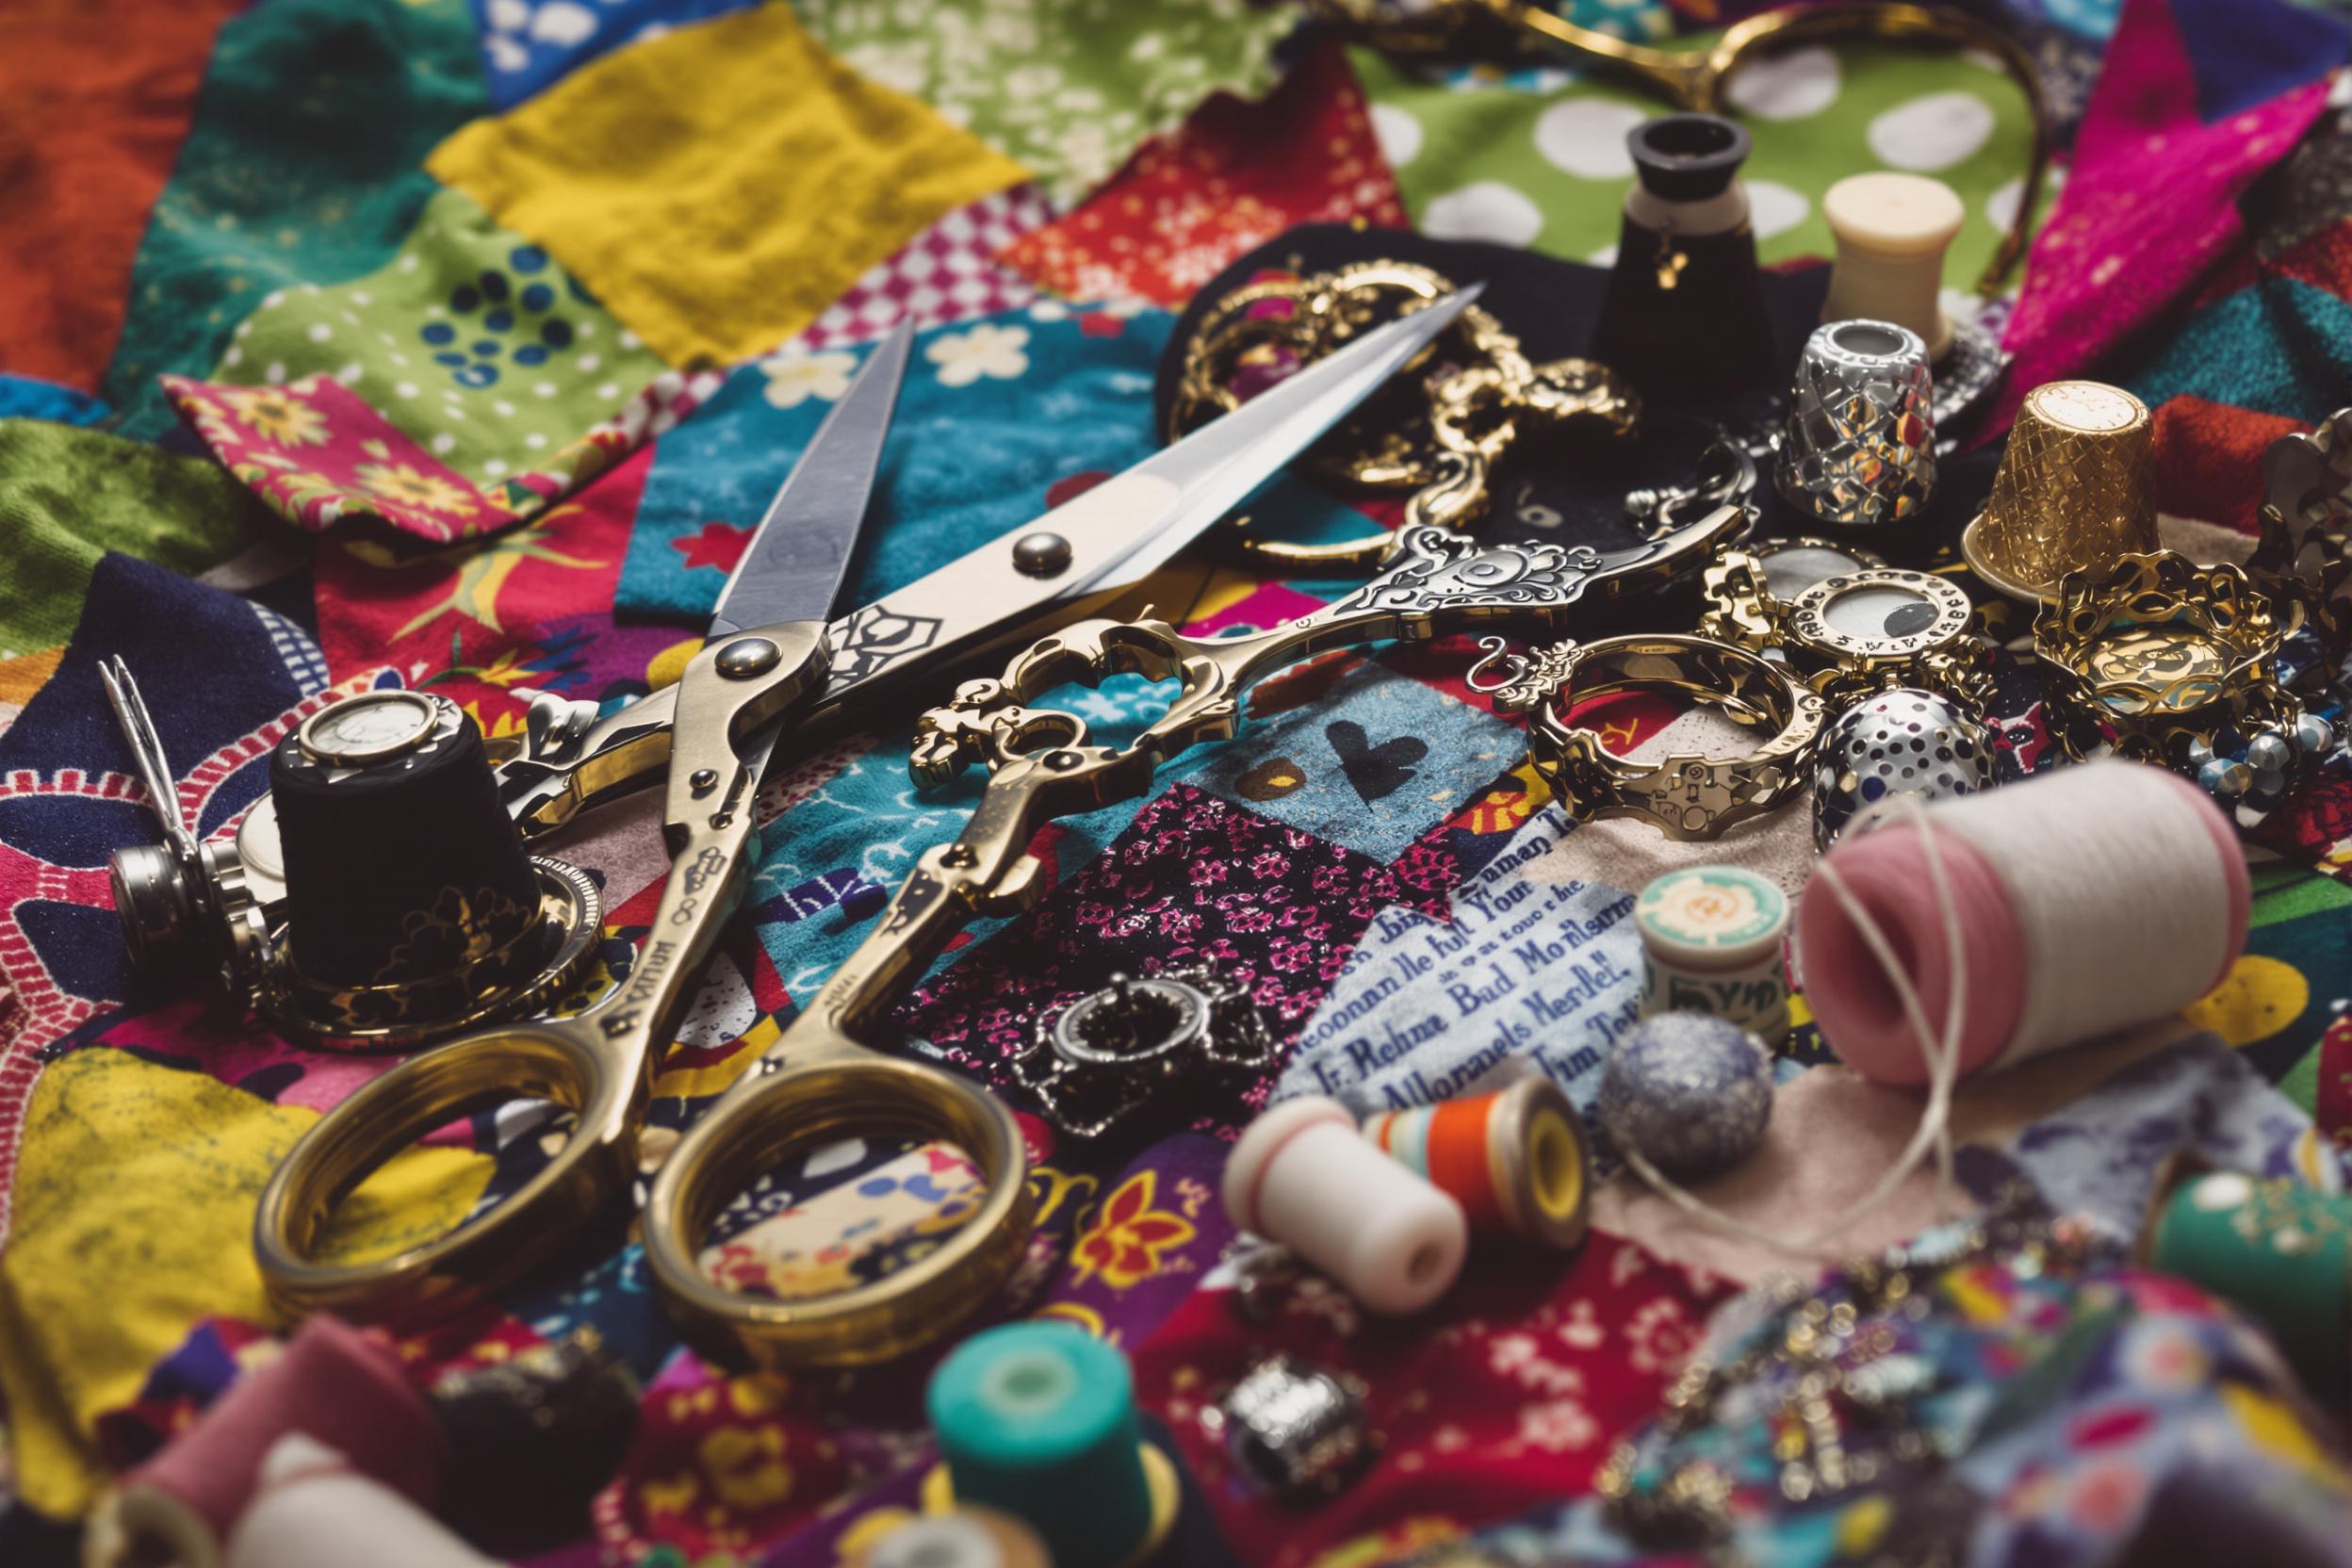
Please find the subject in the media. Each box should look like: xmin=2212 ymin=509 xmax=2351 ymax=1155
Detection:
xmin=1962 ymin=381 xmax=2157 ymax=602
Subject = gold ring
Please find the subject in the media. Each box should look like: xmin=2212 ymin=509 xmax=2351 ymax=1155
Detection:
xmin=1516 ymin=634 xmax=1827 ymax=840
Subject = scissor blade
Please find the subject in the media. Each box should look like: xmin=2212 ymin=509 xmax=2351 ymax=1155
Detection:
xmin=1079 ymin=286 xmax=1483 ymax=596
xmin=807 ymin=287 xmax=1483 ymax=701
xmin=708 ymin=321 xmax=914 ymax=639
xmin=492 ymin=291 xmax=1479 ymax=834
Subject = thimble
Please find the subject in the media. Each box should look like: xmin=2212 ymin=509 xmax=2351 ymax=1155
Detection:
xmin=270 ymin=692 xmax=564 ymax=992
xmin=1963 ymin=380 xmax=2156 ymax=602
xmin=1773 ymin=318 xmax=1936 ymax=530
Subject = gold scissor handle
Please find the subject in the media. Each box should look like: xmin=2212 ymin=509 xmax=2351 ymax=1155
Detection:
xmin=253 ymin=1013 xmax=640 ymax=1320
xmin=640 ymin=758 xmax=1118 ymax=1367
xmin=644 ymin=1047 xmax=1034 ymax=1368
xmin=256 ymin=627 xmax=812 ymax=1323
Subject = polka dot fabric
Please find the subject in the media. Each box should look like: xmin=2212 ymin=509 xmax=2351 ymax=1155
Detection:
xmin=1349 ymin=37 xmax=2051 ymax=285
xmin=200 ymin=188 xmax=666 ymax=487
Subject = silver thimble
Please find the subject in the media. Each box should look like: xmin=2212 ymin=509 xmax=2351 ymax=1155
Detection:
xmin=1774 ymin=318 xmax=1936 ymax=529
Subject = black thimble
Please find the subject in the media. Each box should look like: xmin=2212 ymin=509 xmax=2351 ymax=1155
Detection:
xmin=270 ymin=691 xmax=542 ymax=988
xmin=1627 ymin=113 xmax=1752 ymax=203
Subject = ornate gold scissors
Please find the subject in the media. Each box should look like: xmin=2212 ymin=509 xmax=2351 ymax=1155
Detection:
xmin=253 ymin=299 xmax=1483 ymax=1366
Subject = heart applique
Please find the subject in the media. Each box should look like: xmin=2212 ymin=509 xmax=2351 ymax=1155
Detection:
xmin=1326 ymin=719 xmax=1429 ymax=803
xmin=1236 ymin=756 xmax=1307 ymax=800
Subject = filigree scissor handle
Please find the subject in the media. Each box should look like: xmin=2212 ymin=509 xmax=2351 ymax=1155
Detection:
xmin=914 ymin=497 xmax=1754 ymax=800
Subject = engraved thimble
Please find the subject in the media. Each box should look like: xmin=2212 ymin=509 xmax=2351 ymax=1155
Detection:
xmin=1962 ymin=380 xmax=2157 ymax=602
xmin=1773 ymin=318 xmax=1936 ymax=530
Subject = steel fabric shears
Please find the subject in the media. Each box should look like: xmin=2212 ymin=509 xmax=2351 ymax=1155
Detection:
xmin=253 ymin=295 xmax=1483 ymax=1365
xmin=1315 ymin=0 xmax=2051 ymax=297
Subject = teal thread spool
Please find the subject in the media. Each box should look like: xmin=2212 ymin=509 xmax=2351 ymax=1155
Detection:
xmin=928 ymin=1323 xmax=1168 ymax=1567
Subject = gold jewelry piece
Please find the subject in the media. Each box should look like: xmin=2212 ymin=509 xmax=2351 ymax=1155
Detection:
xmin=1168 ymin=259 xmax=1640 ymax=567
xmin=1476 ymin=634 xmax=1827 ymax=840
xmin=1702 ymin=550 xmax=1984 ymax=710
xmin=2034 ymin=550 xmax=2293 ymax=764
xmin=1699 ymin=537 xmax=1888 ymax=649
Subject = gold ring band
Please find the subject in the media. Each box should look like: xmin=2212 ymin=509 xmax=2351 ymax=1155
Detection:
xmin=1521 ymin=634 xmax=1827 ymax=840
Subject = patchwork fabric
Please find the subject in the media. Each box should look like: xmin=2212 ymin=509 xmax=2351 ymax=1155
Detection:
xmin=100 ymin=0 xmax=491 ymax=439
xmin=0 ymin=423 xmax=267 ymax=662
xmin=187 ymin=188 xmax=672 ymax=491
xmin=792 ymin=0 xmax=1300 ymax=205
xmin=427 ymin=5 xmax=1031 ymax=369
xmin=466 ymin=0 xmax=757 ymax=108
xmin=0 ymin=0 xmax=246 ymax=392
xmin=1001 ymin=41 xmax=1410 ymax=306
xmin=0 ymin=1048 xmax=489 ymax=1516
xmin=165 ymin=364 xmax=723 ymax=543
xmin=1350 ymin=34 xmax=2047 ymax=281
xmin=792 ymin=187 xmax=1056 ymax=353
xmin=896 ymin=782 xmax=1464 ymax=1135
xmin=1481 ymin=1201 xmax=2352 ymax=1568
xmin=1993 ymin=0 xmax=2345 ymax=431
xmin=1132 ymin=1232 xmax=1736 ymax=1568
xmin=621 ymin=302 xmax=1168 ymax=622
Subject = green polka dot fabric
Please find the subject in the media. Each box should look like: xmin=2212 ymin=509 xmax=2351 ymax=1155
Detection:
xmin=205 ymin=188 xmax=666 ymax=489
xmin=1352 ymin=36 xmax=2055 ymax=298
xmin=99 ymin=0 xmax=488 ymax=440
xmin=793 ymin=0 xmax=1298 ymax=205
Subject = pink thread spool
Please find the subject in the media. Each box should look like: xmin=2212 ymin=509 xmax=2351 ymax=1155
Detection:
xmin=86 ymin=1316 xmax=446 ymax=1568
xmin=1797 ymin=760 xmax=2247 ymax=1086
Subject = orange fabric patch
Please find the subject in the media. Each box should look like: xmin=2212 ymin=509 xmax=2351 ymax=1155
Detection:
xmin=0 ymin=0 xmax=244 ymax=390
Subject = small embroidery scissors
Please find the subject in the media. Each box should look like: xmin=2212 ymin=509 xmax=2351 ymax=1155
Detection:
xmin=253 ymin=296 xmax=1481 ymax=1365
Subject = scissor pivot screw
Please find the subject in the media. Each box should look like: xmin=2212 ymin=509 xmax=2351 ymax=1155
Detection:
xmin=1043 ymin=749 xmax=1084 ymax=771
xmin=689 ymin=768 xmax=719 ymax=795
xmin=1011 ymin=531 xmax=1072 ymax=578
xmin=714 ymin=637 xmax=782 ymax=678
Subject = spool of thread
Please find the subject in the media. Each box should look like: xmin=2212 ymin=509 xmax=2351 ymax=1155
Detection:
xmin=1361 ymin=1076 xmax=1590 ymax=1250
xmin=928 ymin=1322 xmax=1175 ymax=1568
xmin=271 ymin=691 xmax=540 ymax=988
xmin=2143 ymin=1168 xmax=2350 ymax=1402
xmin=1635 ymin=865 xmax=1790 ymax=1044
xmin=1819 ymin=172 xmax=1966 ymax=361
xmin=225 ymin=1434 xmax=494 ymax=1568
xmin=852 ymin=1510 xmax=1053 ymax=1568
xmin=427 ymin=1332 xmax=641 ymax=1557
xmin=1800 ymin=760 xmax=2248 ymax=1086
xmin=1223 ymin=1097 xmax=1468 ymax=1315
xmin=85 ymin=1315 xmax=445 ymax=1568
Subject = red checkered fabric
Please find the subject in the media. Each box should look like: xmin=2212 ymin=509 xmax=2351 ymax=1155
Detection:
xmin=788 ymin=184 xmax=1058 ymax=352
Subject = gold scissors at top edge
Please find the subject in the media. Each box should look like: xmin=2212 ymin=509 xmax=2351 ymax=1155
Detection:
xmin=251 ymin=297 xmax=1492 ymax=1367
xmin=1317 ymin=0 xmax=2053 ymax=298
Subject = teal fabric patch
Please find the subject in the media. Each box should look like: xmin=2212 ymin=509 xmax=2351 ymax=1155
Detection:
xmin=619 ymin=302 xmax=1376 ymax=624
xmin=621 ymin=305 xmax=1171 ymax=623
xmin=100 ymin=0 xmax=490 ymax=439
xmin=2125 ymin=277 xmax=2352 ymax=422
xmin=0 ymin=376 xmax=109 ymax=428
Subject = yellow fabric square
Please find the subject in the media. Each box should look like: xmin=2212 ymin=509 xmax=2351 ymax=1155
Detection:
xmin=0 ymin=1051 xmax=490 ymax=1516
xmin=426 ymin=5 xmax=1030 ymax=368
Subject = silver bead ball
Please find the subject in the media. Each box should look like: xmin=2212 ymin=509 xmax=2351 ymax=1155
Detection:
xmin=1598 ymin=1012 xmax=1774 ymax=1178
xmin=2295 ymin=712 xmax=2335 ymax=757
xmin=2246 ymin=730 xmax=2295 ymax=774
xmin=1811 ymin=688 xmax=1996 ymax=851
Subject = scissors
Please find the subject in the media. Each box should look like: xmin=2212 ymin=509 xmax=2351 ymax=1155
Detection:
xmin=1314 ymin=0 xmax=2050 ymax=298
xmin=253 ymin=293 xmax=1484 ymax=1365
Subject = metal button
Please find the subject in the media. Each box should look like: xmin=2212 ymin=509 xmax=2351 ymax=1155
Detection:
xmin=714 ymin=637 xmax=782 ymax=678
xmin=1011 ymin=531 xmax=1072 ymax=578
